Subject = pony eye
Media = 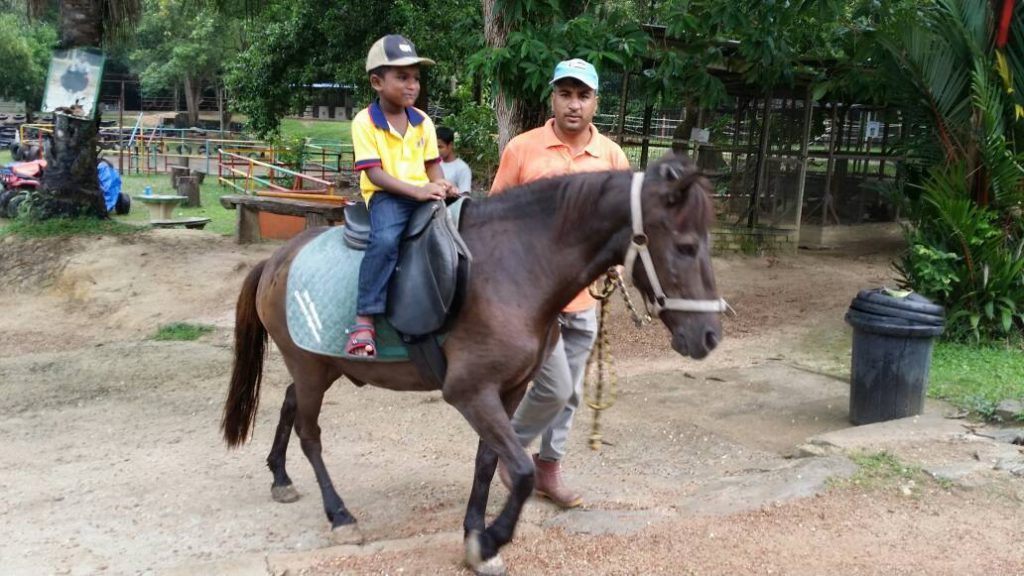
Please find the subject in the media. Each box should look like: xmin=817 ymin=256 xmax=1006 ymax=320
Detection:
xmin=675 ymin=242 xmax=698 ymax=258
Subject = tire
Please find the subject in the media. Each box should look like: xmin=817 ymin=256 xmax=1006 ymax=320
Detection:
xmin=6 ymin=193 xmax=26 ymax=219
xmin=115 ymin=191 xmax=131 ymax=215
xmin=0 ymin=188 xmax=15 ymax=213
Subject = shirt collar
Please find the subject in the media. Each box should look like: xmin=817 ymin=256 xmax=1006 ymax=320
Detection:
xmin=369 ymin=100 xmax=425 ymax=131
xmin=541 ymin=118 xmax=601 ymax=157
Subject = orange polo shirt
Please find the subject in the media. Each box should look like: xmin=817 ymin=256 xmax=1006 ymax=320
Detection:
xmin=489 ymin=119 xmax=631 ymax=312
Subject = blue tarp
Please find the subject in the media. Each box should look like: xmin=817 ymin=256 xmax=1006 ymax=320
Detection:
xmin=97 ymin=161 xmax=121 ymax=212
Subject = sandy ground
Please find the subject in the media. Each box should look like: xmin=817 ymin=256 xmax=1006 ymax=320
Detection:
xmin=0 ymin=227 xmax=1022 ymax=576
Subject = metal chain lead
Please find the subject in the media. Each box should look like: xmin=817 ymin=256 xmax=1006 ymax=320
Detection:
xmin=584 ymin=271 xmax=649 ymax=450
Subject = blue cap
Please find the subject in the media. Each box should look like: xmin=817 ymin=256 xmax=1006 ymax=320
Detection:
xmin=550 ymin=59 xmax=599 ymax=92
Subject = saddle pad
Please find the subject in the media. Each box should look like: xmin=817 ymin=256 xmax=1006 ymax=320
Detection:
xmin=286 ymin=199 xmax=467 ymax=361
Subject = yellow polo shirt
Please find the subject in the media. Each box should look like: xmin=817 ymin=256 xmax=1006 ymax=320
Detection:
xmin=352 ymin=100 xmax=440 ymax=204
xmin=490 ymin=119 xmax=631 ymax=312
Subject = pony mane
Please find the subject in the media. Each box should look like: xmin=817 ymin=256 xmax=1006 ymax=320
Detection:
xmin=465 ymin=171 xmax=627 ymax=239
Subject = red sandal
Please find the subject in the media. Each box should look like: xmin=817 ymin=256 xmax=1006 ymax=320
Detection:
xmin=345 ymin=323 xmax=376 ymax=357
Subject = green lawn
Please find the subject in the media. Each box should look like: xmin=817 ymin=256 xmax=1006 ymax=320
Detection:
xmin=278 ymin=118 xmax=351 ymax=145
xmin=117 ymin=173 xmax=237 ymax=236
xmin=930 ymin=341 xmax=1024 ymax=420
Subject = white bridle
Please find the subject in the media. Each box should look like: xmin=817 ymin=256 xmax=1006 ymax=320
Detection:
xmin=623 ymin=171 xmax=731 ymax=316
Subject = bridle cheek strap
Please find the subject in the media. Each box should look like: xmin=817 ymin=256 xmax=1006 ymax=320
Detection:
xmin=623 ymin=171 xmax=730 ymax=315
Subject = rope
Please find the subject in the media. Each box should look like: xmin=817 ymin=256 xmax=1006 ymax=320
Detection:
xmin=584 ymin=270 xmax=650 ymax=450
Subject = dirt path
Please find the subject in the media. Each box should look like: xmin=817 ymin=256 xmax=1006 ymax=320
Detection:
xmin=0 ymin=229 xmax=1021 ymax=576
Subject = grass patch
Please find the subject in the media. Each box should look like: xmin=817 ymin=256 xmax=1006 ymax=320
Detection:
xmin=279 ymin=118 xmax=351 ymax=144
xmin=0 ymin=216 xmax=143 ymax=238
xmin=153 ymin=322 xmax=214 ymax=341
xmin=830 ymin=451 xmax=950 ymax=492
xmin=116 ymin=174 xmax=237 ymax=236
xmin=929 ymin=340 xmax=1024 ymax=420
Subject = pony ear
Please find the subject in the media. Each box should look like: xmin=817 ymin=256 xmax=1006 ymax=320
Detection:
xmin=658 ymin=162 xmax=683 ymax=182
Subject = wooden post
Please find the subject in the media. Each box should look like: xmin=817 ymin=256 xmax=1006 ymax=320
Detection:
xmin=176 ymin=175 xmax=201 ymax=208
xmin=615 ymin=69 xmax=631 ymax=146
xmin=822 ymin=104 xmax=839 ymax=225
xmin=237 ymin=205 xmax=261 ymax=243
xmin=747 ymin=90 xmax=773 ymax=229
xmin=793 ymin=87 xmax=815 ymax=235
xmin=305 ymin=212 xmax=329 ymax=229
xmin=169 ymin=165 xmax=190 ymax=188
xmin=639 ymin=102 xmax=655 ymax=169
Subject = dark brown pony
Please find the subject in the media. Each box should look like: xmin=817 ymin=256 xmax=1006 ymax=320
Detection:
xmin=221 ymin=153 xmax=722 ymax=575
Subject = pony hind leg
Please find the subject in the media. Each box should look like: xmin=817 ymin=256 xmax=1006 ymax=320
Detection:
xmin=289 ymin=363 xmax=363 ymax=544
xmin=267 ymin=383 xmax=300 ymax=503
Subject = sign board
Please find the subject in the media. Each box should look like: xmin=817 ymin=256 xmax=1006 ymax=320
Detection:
xmin=690 ymin=127 xmax=710 ymax=144
xmin=866 ymin=120 xmax=882 ymax=140
xmin=41 ymin=48 xmax=106 ymax=119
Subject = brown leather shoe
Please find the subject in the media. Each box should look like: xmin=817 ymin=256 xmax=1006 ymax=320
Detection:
xmin=532 ymin=454 xmax=583 ymax=508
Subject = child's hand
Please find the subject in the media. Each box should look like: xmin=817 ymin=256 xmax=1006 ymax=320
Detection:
xmin=417 ymin=182 xmax=447 ymax=201
xmin=440 ymin=179 xmax=461 ymax=198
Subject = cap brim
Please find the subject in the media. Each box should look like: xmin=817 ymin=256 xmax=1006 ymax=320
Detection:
xmin=385 ymin=56 xmax=436 ymax=67
xmin=550 ymin=73 xmax=597 ymax=91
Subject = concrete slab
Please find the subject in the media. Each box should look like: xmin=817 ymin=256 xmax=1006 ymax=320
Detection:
xmin=678 ymin=455 xmax=858 ymax=516
xmin=798 ymin=411 xmax=966 ymax=456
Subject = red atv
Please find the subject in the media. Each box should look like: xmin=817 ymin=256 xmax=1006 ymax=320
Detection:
xmin=0 ymin=158 xmax=130 ymax=218
xmin=0 ymin=159 xmax=45 ymax=218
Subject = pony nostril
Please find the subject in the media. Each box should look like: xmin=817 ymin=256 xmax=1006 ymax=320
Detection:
xmin=705 ymin=330 xmax=719 ymax=351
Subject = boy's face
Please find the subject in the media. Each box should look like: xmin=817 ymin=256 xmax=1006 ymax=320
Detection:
xmin=550 ymin=78 xmax=597 ymax=136
xmin=370 ymin=65 xmax=421 ymax=109
xmin=437 ymin=139 xmax=453 ymax=160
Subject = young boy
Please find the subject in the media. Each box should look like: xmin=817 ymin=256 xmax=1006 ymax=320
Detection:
xmin=348 ymin=34 xmax=457 ymax=357
xmin=435 ymin=126 xmax=472 ymax=194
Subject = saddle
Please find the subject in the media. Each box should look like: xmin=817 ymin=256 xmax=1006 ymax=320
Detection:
xmin=343 ymin=199 xmax=472 ymax=385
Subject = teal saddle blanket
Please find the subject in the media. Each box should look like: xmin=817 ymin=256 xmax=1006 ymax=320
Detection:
xmin=286 ymin=199 xmax=466 ymax=361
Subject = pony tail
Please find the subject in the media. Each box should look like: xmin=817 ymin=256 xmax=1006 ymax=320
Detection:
xmin=222 ymin=260 xmax=269 ymax=447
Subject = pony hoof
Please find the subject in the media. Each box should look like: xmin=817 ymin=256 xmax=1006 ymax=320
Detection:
xmin=464 ymin=530 xmax=506 ymax=576
xmin=330 ymin=523 xmax=364 ymax=546
xmin=271 ymin=484 xmax=300 ymax=503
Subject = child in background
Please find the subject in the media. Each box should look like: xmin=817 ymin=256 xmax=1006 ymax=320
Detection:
xmin=436 ymin=126 xmax=472 ymax=195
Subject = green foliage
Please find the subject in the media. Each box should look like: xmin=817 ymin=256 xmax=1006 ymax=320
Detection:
xmin=0 ymin=216 xmax=142 ymax=238
xmin=896 ymin=164 xmax=1024 ymax=341
xmin=471 ymin=7 xmax=647 ymax=106
xmin=131 ymin=0 xmax=238 ymax=92
xmin=152 ymin=322 xmax=214 ymax=341
xmin=0 ymin=13 xmax=56 ymax=114
xmin=268 ymin=134 xmax=307 ymax=187
xmin=227 ymin=0 xmax=480 ymax=137
xmin=440 ymin=102 xmax=499 ymax=185
xmin=931 ymin=340 xmax=1024 ymax=420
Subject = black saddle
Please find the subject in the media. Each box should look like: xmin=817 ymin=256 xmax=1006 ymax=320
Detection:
xmin=343 ymin=200 xmax=472 ymax=385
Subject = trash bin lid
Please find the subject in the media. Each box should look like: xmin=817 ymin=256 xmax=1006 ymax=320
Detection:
xmin=845 ymin=310 xmax=945 ymax=337
xmin=849 ymin=298 xmax=945 ymax=326
xmin=854 ymin=288 xmax=944 ymax=319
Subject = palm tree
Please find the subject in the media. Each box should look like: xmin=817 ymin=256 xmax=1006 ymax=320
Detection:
xmin=28 ymin=0 xmax=139 ymax=219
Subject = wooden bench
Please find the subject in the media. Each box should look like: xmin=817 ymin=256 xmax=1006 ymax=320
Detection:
xmin=219 ymin=194 xmax=347 ymax=244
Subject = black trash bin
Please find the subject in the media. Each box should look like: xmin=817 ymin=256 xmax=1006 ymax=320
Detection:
xmin=844 ymin=289 xmax=945 ymax=425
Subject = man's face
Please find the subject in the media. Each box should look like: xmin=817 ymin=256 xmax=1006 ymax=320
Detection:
xmin=550 ymin=79 xmax=597 ymax=136
xmin=370 ymin=64 xmax=421 ymax=109
xmin=437 ymin=139 xmax=453 ymax=160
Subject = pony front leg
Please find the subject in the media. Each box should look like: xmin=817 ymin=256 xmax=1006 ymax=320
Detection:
xmin=448 ymin=389 xmax=534 ymax=576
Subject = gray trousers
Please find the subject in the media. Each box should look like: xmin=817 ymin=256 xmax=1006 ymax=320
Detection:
xmin=511 ymin=307 xmax=598 ymax=461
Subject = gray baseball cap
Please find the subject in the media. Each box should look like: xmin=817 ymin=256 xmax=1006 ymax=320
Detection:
xmin=365 ymin=35 xmax=436 ymax=72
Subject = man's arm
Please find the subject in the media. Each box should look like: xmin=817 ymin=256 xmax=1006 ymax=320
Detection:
xmin=489 ymin=143 xmax=521 ymax=196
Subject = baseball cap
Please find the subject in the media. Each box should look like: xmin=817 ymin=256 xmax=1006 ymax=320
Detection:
xmin=550 ymin=59 xmax=599 ymax=92
xmin=365 ymin=35 xmax=436 ymax=72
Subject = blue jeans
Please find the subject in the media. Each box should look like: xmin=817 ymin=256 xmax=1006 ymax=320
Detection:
xmin=356 ymin=192 xmax=422 ymax=316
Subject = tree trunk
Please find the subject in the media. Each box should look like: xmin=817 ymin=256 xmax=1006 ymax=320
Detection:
xmin=59 ymin=0 xmax=102 ymax=47
xmin=37 ymin=113 xmax=106 ymax=219
xmin=32 ymin=0 xmax=105 ymax=220
xmin=184 ymin=76 xmax=201 ymax=127
xmin=483 ymin=0 xmax=548 ymax=153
